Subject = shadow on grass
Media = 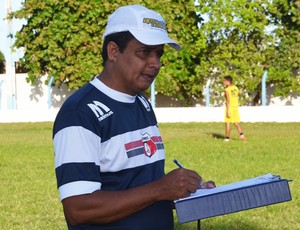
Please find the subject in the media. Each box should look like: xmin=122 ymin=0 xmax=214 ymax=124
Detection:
xmin=209 ymin=133 xmax=226 ymax=139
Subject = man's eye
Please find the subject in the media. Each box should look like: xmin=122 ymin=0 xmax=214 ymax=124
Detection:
xmin=136 ymin=47 xmax=164 ymax=59
xmin=136 ymin=49 xmax=150 ymax=58
xmin=140 ymin=49 xmax=149 ymax=54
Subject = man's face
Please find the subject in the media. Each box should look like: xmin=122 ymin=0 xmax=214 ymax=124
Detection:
xmin=223 ymin=79 xmax=230 ymax=87
xmin=113 ymin=39 xmax=164 ymax=95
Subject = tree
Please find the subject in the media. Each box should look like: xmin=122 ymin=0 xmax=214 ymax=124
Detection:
xmin=266 ymin=0 xmax=300 ymax=99
xmin=10 ymin=0 xmax=203 ymax=102
xmin=9 ymin=0 xmax=300 ymax=105
xmin=10 ymin=0 xmax=106 ymax=89
xmin=152 ymin=0 xmax=206 ymax=104
xmin=195 ymin=0 xmax=274 ymax=105
xmin=0 ymin=51 xmax=5 ymax=73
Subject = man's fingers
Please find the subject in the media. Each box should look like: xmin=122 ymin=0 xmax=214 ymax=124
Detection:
xmin=202 ymin=181 xmax=216 ymax=189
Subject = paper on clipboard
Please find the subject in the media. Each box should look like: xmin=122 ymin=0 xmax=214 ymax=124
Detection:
xmin=177 ymin=173 xmax=281 ymax=201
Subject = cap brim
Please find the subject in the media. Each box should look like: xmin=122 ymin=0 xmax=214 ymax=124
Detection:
xmin=129 ymin=29 xmax=181 ymax=50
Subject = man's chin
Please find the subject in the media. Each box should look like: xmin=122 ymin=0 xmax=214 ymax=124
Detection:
xmin=138 ymin=83 xmax=153 ymax=92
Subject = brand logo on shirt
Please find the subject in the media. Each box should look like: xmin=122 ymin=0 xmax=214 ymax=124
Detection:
xmin=87 ymin=101 xmax=113 ymax=121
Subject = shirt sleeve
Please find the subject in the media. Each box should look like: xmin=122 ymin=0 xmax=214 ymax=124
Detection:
xmin=53 ymin=110 xmax=102 ymax=201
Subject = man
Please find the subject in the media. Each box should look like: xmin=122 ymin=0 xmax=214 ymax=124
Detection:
xmin=223 ymin=75 xmax=246 ymax=142
xmin=53 ymin=4 xmax=215 ymax=230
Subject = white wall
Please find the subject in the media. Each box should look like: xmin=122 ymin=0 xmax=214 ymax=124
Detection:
xmin=0 ymin=73 xmax=299 ymax=123
xmin=0 ymin=106 xmax=299 ymax=123
xmin=154 ymin=106 xmax=300 ymax=123
xmin=0 ymin=74 xmax=74 ymax=110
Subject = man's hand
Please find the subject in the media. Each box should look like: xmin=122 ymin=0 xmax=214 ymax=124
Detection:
xmin=153 ymin=168 xmax=203 ymax=201
xmin=61 ymin=169 xmax=216 ymax=225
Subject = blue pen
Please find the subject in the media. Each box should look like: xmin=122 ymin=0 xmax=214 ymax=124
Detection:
xmin=173 ymin=159 xmax=204 ymax=189
xmin=173 ymin=159 xmax=184 ymax=168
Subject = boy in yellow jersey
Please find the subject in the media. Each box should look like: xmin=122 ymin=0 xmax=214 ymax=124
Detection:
xmin=224 ymin=76 xmax=246 ymax=141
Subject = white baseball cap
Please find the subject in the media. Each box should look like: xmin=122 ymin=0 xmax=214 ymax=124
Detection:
xmin=103 ymin=5 xmax=181 ymax=50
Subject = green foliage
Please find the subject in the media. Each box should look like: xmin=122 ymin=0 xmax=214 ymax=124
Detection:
xmin=9 ymin=0 xmax=300 ymax=105
xmin=0 ymin=50 xmax=5 ymax=73
xmin=0 ymin=122 xmax=300 ymax=229
xmin=0 ymin=50 xmax=4 ymax=62
xmin=10 ymin=0 xmax=203 ymax=102
xmin=195 ymin=0 xmax=274 ymax=105
xmin=266 ymin=0 xmax=300 ymax=97
xmin=153 ymin=0 xmax=206 ymax=104
xmin=11 ymin=0 xmax=106 ymax=88
xmin=193 ymin=0 xmax=300 ymax=105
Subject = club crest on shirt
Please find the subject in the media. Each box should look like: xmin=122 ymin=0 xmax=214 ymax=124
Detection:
xmin=141 ymin=132 xmax=157 ymax=157
xmin=125 ymin=134 xmax=164 ymax=158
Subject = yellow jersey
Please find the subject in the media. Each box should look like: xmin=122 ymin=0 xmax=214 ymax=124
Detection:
xmin=225 ymin=85 xmax=239 ymax=108
xmin=224 ymin=85 xmax=240 ymax=122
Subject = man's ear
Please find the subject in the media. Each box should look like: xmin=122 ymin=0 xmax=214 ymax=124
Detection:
xmin=106 ymin=41 xmax=119 ymax=62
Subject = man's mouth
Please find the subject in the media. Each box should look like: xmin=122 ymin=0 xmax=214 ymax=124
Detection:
xmin=141 ymin=72 xmax=157 ymax=79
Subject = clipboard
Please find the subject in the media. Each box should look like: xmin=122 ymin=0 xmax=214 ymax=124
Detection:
xmin=174 ymin=174 xmax=292 ymax=224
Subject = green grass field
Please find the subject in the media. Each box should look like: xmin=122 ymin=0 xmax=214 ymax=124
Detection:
xmin=0 ymin=122 xmax=299 ymax=229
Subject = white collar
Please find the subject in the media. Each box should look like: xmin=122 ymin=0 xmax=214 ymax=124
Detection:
xmin=90 ymin=76 xmax=136 ymax=103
